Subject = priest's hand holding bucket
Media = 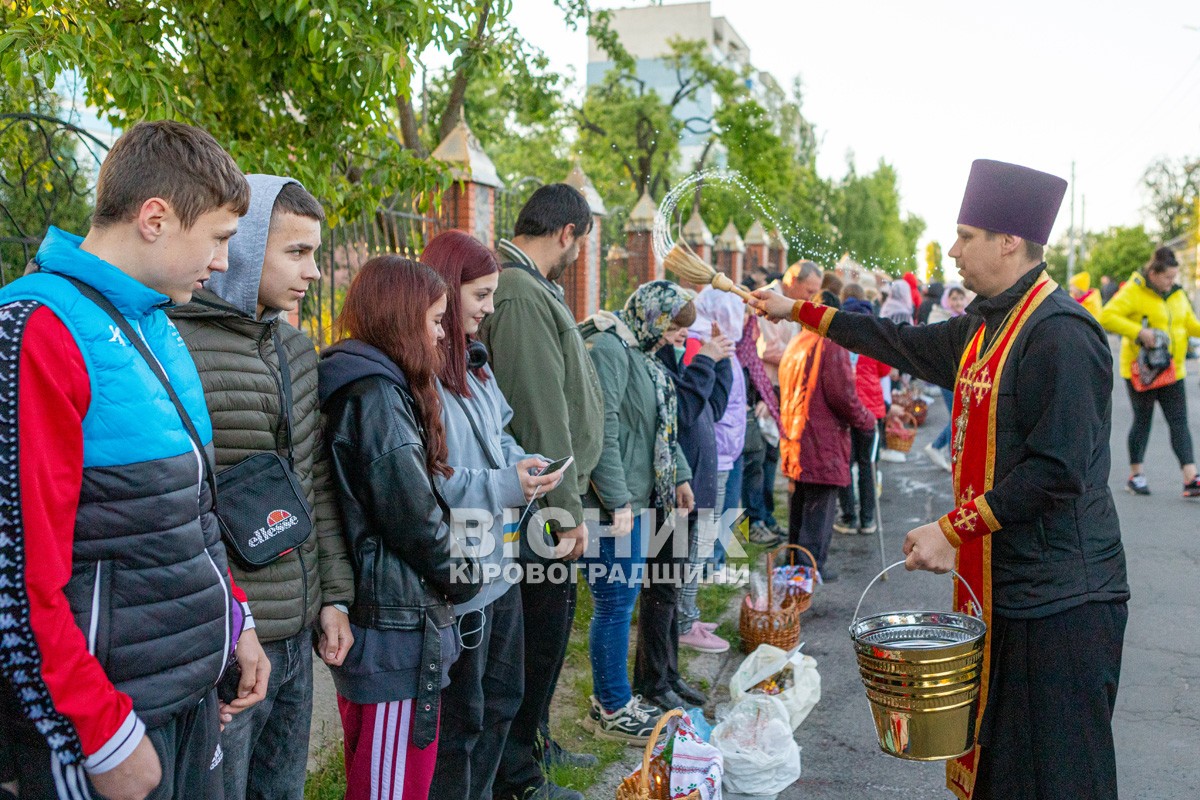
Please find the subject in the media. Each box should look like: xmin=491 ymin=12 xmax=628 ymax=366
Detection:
xmin=903 ymin=522 xmax=956 ymax=574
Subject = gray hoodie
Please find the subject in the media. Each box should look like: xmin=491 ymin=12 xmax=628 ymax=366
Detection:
xmin=437 ymin=366 xmax=531 ymax=616
xmin=168 ymin=173 xmax=355 ymax=643
xmin=206 ymin=173 xmax=295 ymax=318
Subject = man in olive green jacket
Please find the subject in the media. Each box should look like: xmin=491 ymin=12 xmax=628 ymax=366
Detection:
xmin=481 ymin=184 xmax=603 ymax=800
xmin=169 ymin=176 xmax=354 ymax=800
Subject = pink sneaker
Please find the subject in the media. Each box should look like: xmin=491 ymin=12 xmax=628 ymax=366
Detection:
xmin=697 ymin=621 xmax=719 ymax=633
xmin=679 ymin=626 xmax=730 ymax=654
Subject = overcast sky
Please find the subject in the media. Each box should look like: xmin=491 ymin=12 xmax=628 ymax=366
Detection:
xmin=506 ymin=0 xmax=1200 ymax=269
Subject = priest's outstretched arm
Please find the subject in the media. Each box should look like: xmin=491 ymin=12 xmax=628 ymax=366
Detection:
xmin=753 ymin=293 xmax=977 ymax=390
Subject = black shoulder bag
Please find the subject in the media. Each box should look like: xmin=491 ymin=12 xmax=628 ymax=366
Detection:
xmin=69 ymin=274 xmax=312 ymax=569
xmin=211 ymin=328 xmax=314 ymax=569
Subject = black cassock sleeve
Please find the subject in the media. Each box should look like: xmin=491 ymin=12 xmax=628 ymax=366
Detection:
xmin=824 ymin=312 xmax=980 ymax=390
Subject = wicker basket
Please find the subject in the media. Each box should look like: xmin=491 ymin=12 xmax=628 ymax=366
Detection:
xmin=740 ymin=545 xmax=802 ymax=654
xmin=891 ymin=387 xmax=928 ymax=426
xmin=884 ymin=411 xmax=918 ymax=453
xmin=908 ymin=397 xmax=929 ymax=426
xmin=769 ymin=543 xmax=817 ymax=614
xmin=615 ymin=708 xmax=701 ymax=800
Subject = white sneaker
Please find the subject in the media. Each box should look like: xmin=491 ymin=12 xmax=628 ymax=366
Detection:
xmin=924 ymin=444 xmax=952 ymax=472
xmin=879 ymin=448 xmax=906 ymax=463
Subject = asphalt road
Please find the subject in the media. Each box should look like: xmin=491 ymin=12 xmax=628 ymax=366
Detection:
xmin=775 ymin=358 xmax=1200 ymax=800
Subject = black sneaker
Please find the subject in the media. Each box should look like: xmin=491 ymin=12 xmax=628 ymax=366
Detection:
xmin=584 ymin=695 xmax=662 ymax=745
xmin=1126 ymin=474 xmax=1150 ymax=495
xmin=819 ymin=566 xmax=839 ymax=583
xmin=1184 ymin=477 xmax=1200 ymax=498
xmin=542 ymin=736 xmax=599 ymax=769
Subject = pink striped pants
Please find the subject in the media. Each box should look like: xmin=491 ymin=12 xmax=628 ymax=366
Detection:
xmin=338 ymin=696 xmax=440 ymax=800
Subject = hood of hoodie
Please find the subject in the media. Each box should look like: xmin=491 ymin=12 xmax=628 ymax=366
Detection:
xmin=205 ymin=174 xmax=298 ymax=319
xmin=168 ymin=286 xmax=272 ymax=337
xmin=318 ymin=339 xmax=410 ymax=405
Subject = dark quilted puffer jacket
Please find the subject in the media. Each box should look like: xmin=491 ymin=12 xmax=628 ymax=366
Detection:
xmin=170 ymin=289 xmax=353 ymax=643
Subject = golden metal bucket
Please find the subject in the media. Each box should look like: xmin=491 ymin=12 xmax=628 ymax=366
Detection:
xmin=848 ymin=562 xmax=987 ymax=761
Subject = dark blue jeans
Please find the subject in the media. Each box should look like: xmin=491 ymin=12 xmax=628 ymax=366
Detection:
xmin=580 ymin=515 xmax=645 ymax=713
xmin=431 ymin=586 xmax=524 ymax=800
xmin=741 ymin=429 xmax=779 ymax=529
xmin=762 ymin=442 xmax=780 ymax=522
xmin=220 ymin=627 xmax=313 ymax=800
xmin=711 ymin=457 xmax=743 ymax=568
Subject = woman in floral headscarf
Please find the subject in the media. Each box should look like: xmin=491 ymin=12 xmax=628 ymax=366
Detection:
xmin=577 ymin=281 xmax=696 ymax=744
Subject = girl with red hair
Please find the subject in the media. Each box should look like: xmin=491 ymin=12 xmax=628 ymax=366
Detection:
xmin=420 ymin=230 xmax=563 ymax=800
xmin=317 ymin=255 xmax=482 ymax=800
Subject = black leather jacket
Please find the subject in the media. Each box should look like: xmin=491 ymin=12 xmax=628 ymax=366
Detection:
xmin=319 ymin=340 xmax=480 ymax=744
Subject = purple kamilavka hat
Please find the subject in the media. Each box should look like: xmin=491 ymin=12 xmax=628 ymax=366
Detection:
xmin=957 ymin=159 xmax=1068 ymax=246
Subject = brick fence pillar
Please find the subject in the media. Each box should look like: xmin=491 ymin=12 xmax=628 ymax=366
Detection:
xmin=714 ymin=221 xmax=745 ymax=284
xmin=430 ymin=113 xmax=502 ymax=247
xmin=562 ymin=160 xmax=607 ymax=320
xmin=625 ymin=190 xmax=661 ymax=285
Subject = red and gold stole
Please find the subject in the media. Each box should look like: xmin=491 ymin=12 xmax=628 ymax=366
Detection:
xmin=944 ymin=277 xmax=1057 ymax=800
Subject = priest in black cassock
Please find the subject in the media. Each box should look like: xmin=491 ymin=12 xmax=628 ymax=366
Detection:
xmin=753 ymin=160 xmax=1129 ymax=800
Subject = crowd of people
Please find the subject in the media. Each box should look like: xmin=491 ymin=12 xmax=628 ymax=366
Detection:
xmin=0 ymin=119 xmax=1173 ymax=800
xmin=0 ymin=119 xmax=904 ymax=800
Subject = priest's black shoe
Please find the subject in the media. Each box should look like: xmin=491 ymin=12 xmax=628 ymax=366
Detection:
xmin=671 ymin=679 xmax=708 ymax=706
xmin=641 ymin=688 xmax=687 ymax=712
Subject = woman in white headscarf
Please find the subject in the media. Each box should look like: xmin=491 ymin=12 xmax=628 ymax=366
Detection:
xmin=878 ymin=277 xmax=915 ymax=324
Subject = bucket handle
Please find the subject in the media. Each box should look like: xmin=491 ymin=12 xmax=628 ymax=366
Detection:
xmin=852 ymin=561 xmax=983 ymax=626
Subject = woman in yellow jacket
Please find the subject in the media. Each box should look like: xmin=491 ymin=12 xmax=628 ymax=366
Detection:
xmin=1100 ymin=246 xmax=1200 ymax=497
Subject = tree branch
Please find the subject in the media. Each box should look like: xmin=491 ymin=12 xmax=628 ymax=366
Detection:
xmin=437 ymin=0 xmax=495 ymax=142
xmin=395 ymin=93 xmax=428 ymax=158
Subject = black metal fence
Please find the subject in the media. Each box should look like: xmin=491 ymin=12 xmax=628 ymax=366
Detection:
xmin=494 ymin=176 xmax=543 ymax=242
xmin=301 ymin=198 xmax=454 ymax=346
xmin=0 ymin=113 xmax=109 ymax=285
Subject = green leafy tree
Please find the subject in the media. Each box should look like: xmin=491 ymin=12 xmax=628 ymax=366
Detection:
xmin=1083 ymin=225 xmax=1155 ymax=284
xmin=831 ymin=157 xmax=924 ymax=274
xmin=695 ymin=82 xmax=832 ymax=263
xmin=420 ymin=13 xmax=572 ymax=190
xmin=0 ymin=71 xmax=98 ymax=281
xmin=0 ymin=1 xmax=512 ymax=219
xmin=1142 ymin=156 xmax=1199 ymax=240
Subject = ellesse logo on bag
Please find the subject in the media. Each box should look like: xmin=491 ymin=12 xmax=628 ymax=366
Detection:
xmin=247 ymin=509 xmax=299 ymax=548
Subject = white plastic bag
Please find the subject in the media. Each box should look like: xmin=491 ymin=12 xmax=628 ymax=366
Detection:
xmin=758 ymin=414 xmax=780 ymax=447
xmin=729 ymin=644 xmax=821 ymax=731
xmin=711 ymin=695 xmax=801 ymax=796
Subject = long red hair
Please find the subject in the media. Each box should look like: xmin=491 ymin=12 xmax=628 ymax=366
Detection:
xmin=334 ymin=256 xmax=452 ymax=478
xmin=420 ymin=230 xmax=499 ymax=397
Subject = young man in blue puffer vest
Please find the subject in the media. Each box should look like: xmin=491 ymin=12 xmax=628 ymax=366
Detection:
xmin=0 ymin=121 xmax=269 ymax=800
